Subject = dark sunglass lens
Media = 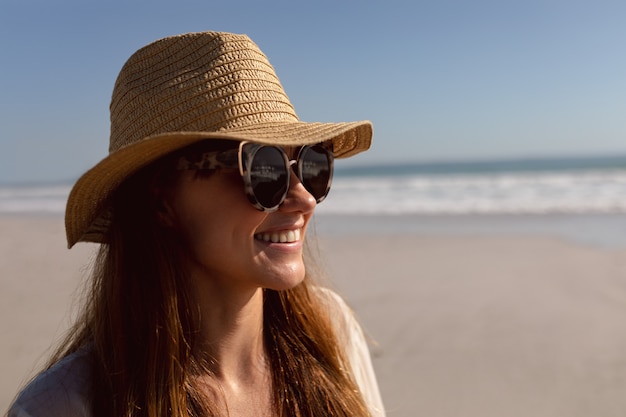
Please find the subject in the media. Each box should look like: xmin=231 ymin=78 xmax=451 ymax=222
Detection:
xmin=299 ymin=146 xmax=332 ymax=201
xmin=249 ymin=147 xmax=288 ymax=209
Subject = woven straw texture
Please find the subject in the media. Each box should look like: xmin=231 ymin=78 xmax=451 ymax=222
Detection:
xmin=65 ymin=31 xmax=372 ymax=247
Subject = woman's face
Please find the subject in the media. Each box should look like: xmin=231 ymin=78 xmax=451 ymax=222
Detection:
xmin=164 ymin=147 xmax=317 ymax=293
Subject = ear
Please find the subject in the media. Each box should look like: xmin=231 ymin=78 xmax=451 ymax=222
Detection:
xmin=154 ymin=196 xmax=177 ymax=228
xmin=149 ymin=178 xmax=177 ymax=228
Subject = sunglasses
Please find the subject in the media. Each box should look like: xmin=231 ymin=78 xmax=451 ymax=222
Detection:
xmin=176 ymin=141 xmax=334 ymax=212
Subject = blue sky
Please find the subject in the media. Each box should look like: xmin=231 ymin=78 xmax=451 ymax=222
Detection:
xmin=1 ymin=0 xmax=625 ymax=184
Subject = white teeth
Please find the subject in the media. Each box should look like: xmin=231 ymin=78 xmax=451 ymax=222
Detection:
xmin=256 ymin=228 xmax=301 ymax=243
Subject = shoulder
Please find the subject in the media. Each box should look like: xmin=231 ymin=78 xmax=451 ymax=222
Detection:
xmin=313 ymin=286 xmax=370 ymax=348
xmin=311 ymin=286 xmax=365 ymax=346
xmin=313 ymin=286 xmax=354 ymax=323
xmin=314 ymin=287 xmax=369 ymax=348
xmin=312 ymin=286 xmax=386 ymax=417
xmin=8 ymin=347 xmax=92 ymax=417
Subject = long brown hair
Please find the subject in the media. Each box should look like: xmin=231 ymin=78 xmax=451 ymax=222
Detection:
xmin=49 ymin=153 xmax=372 ymax=417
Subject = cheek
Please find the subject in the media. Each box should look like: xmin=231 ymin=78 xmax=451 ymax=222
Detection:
xmin=172 ymin=203 xmax=237 ymax=276
xmin=168 ymin=174 xmax=265 ymax=259
xmin=166 ymin=178 xmax=217 ymax=244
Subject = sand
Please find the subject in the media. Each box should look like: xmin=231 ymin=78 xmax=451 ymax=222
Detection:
xmin=4 ymin=214 xmax=626 ymax=416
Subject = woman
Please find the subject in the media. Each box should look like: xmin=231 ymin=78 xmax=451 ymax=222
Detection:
xmin=8 ymin=31 xmax=384 ymax=417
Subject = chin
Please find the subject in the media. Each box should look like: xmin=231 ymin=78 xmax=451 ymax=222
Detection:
xmin=265 ymin=269 xmax=306 ymax=291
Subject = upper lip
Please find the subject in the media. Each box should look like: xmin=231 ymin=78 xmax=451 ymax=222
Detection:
xmin=254 ymin=224 xmax=303 ymax=244
xmin=255 ymin=221 xmax=304 ymax=235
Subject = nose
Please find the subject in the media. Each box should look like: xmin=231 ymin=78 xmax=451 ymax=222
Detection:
xmin=279 ymin=167 xmax=316 ymax=213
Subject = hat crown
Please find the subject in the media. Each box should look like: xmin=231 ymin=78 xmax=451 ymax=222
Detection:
xmin=109 ymin=32 xmax=298 ymax=153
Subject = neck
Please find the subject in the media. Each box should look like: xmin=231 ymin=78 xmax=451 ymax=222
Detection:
xmin=189 ymin=272 xmax=267 ymax=383
xmin=188 ymin=275 xmax=274 ymax=416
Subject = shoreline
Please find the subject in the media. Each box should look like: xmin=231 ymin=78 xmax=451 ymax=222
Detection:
xmin=314 ymin=212 xmax=626 ymax=248
xmin=4 ymin=211 xmax=626 ymax=248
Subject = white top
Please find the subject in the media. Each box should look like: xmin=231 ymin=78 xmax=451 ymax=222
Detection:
xmin=8 ymin=289 xmax=385 ymax=417
xmin=8 ymin=346 xmax=92 ymax=417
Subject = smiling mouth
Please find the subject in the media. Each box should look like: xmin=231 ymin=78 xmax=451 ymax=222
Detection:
xmin=255 ymin=229 xmax=302 ymax=243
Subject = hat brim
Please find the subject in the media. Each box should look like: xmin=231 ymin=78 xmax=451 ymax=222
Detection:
xmin=65 ymin=120 xmax=372 ymax=247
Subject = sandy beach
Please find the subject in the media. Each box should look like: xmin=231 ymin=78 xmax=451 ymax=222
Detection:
xmin=4 ymin=214 xmax=626 ymax=416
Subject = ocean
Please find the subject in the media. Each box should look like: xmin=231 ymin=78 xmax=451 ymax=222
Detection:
xmin=321 ymin=154 xmax=626 ymax=215
xmin=4 ymin=154 xmax=626 ymax=216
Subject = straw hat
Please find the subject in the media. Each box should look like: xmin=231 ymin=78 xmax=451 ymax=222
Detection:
xmin=64 ymin=31 xmax=372 ymax=247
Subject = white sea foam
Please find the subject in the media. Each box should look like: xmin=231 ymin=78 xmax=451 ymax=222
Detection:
xmin=0 ymin=185 xmax=71 ymax=214
xmin=5 ymin=168 xmax=626 ymax=216
xmin=317 ymin=169 xmax=626 ymax=215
